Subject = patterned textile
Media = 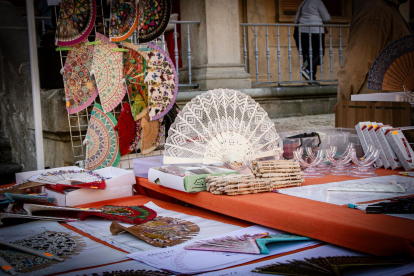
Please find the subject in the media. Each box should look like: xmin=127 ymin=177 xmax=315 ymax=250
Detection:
xmin=79 ymin=205 xmax=157 ymax=224
xmin=123 ymin=42 xmax=149 ymax=120
xmin=85 ymin=103 xmax=120 ymax=170
xmin=368 ymin=35 xmax=414 ymax=91
xmin=0 ymin=231 xmax=85 ymax=273
xmin=138 ymin=0 xmax=171 ymax=43
xmin=145 ymin=43 xmax=178 ymax=121
xmin=110 ymin=0 xmax=138 ymax=42
xmin=92 ymin=33 xmax=127 ymax=113
xmin=63 ymin=40 xmax=98 ymax=114
xmin=56 ymin=0 xmax=96 ymax=46
xmin=115 ymin=103 xmax=136 ymax=156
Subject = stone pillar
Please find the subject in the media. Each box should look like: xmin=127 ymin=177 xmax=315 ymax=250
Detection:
xmin=180 ymin=0 xmax=251 ymax=90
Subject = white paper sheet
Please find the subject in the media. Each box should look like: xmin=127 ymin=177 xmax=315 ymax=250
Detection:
xmin=198 ymin=244 xmax=414 ymax=276
xmin=0 ymin=221 xmax=127 ymax=276
xmin=127 ymin=225 xmax=319 ymax=274
xmin=68 ymin=201 xmax=242 ymax=253
xmin=59 ymin=260 xmax=161 ymax=276
xmin=276 ymin=175 xmax=414 ymax=205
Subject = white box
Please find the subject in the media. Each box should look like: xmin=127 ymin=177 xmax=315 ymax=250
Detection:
xmin=351 ymin=92 xmax=409 ymax=102
xmin=45 ymin=167 xmax=136 ymax=206
xmin=15 ymin=166 xmax=82 ymax=184
xmin=376 ymin=126 xmax=402 ymax=170
xmin=386 ymin=128 xmax=414 ymax=172
xmin=368 ymin=123 xmax=390 ymax=169
xmin=355 ymin=122 xmax=370 ymax=153
xmin=133 ymin=155 xmax=164 ymax=178
xmin=358 ymin=122 xmax=383 ymax=168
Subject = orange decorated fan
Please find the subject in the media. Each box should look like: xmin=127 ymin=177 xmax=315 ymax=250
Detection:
xmin=368 ymin=35 xmax=414 ymax=93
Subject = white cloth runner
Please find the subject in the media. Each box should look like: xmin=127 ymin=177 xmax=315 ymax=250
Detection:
xmin=276 ymin=175 xmax=414 ymax=206
xmin=0 ymin=221 xmax=127 ymax=276
xmin=68 ymin=201 xmax=241 ymax=253
xmin=198 ymin=244 xmax=414 ymax=276
xmin=127 ymin=225 xmax=318 ymax=274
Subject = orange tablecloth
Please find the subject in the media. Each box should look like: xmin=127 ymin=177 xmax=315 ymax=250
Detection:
xmin=135 ymin=169 xmax=414 ymax=257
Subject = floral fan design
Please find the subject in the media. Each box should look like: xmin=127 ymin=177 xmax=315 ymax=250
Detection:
xmin=85 ymin=103 xmax=121 ymax=170
xmin=138 ymin=0 xmax=171 ymax=43
xmin=123 ymin=42 xmax=149 ymax=120
xmin=63 ymin=39 xmax=98 ymax=114
xmin=368 ymin=35 xmax=414 ymax=95
xmin=109 ymin=0 xmax=139 ymax=42
xmin=163 ymin=89 xmax=281 ymax=170
xmin=55 ymin=0 xmax=96 ymax=46
xmin=145 ymin=43 xmax=178 ymax=121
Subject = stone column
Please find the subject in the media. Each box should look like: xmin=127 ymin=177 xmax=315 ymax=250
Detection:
xmin=180 ymin=0 xmax=251 ymax=90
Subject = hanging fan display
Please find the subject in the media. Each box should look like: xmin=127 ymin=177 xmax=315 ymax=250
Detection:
xmin=110 ymin=216 xmax=200 ymax=247
xmin=92 ymin=33 xmax=127 ymax=113
xmin=85 ymin=103 xmax=121 ymax=170
xmin=163 ymin=89 xmax=281 ymax=170
xmin=123 ymin=42 xmax=149 ymax=120
xmin=145 ymin=43 xmax=178 ymax=121
xmin=138 ymin=0 xmax=171 ymax=43
xmin=115 ymin=103 xmax=137 ymax=156
xmin=140 ymin=113 xmax=164 ymax=154
xmin=79 ymin=205 xmax=157 ymax=224
xmin=55 ymin=0 xmax=96 ymax=46
xmin=62 ymin=40 xmax=98 ymax=114
xmin=109 ymin=0 xmax=138 ymax=42
xmin=368 ymin=35 xmax=414 ymax=92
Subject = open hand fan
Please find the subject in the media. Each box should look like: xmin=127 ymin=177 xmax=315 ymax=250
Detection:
xmin=145 ymin=43 xmax=178 ymax=121
xmin=109 ymin=0 xmax=138 ymax=42
xmin=368 ymin=35 xmax=414 ymax=92
xmin=163 ymin=89 xmax=281 ymax=170
xmin=55 ymin=0 xmax=96 ymax=46
xmin=140 ymin=114 xmax=164 ymax=154
xmin=115 ymin=103 xmax=136 ymax=156
xmin=63 ymin=40 xmax=98 ymax=114
xmin=138 ymin=0 xmax=171 ymax=43
xmin=85 ymin=103 xmax=121 ymax=170
xmin=92 ymin=33 xmax=127 ymax=113
xmin=123 ymin=42 xmax=149 ymax=120
xmin=110 ymin=216 xmax=200 ymax=247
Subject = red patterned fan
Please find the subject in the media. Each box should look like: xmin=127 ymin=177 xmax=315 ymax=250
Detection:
xmin=79 ymin=205 xmax=157 ymax=224
xmin=115 ymin=103 xmax=136 ymax=156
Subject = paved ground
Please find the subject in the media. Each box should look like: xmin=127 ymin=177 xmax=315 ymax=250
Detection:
xmin=272 ymin=113 xmax=335 ymax=133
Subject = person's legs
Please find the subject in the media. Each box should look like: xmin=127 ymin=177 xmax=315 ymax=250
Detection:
xmin=300 ymin=32 xmax=311 ymax=80
xmin=311 ymin=33 xmax=325 ymax=80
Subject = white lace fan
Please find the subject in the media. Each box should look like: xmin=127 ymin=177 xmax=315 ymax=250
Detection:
xmin=163 ymin=89 xmax=281 ymax=170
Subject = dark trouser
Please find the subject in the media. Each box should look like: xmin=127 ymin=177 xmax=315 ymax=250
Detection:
xmin=294 ymin=29 xmax=325 ymax=79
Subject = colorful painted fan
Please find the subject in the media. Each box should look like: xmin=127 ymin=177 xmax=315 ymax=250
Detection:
xmin=85 ymin=103 xmax=121 ymax=170
xmin=252 ymin=255 xmax=410 ymax=275
xmin=109 ymin=0 xmax=138 ymax=42
xmin=123 ymin=42 xmax=149 ymax=120
xmin=92 ymin=33 xmax=127 ymax=113
xmin=184 ymin=233 xmax=312 ymax=254
xmin=145 ymin=43 xmax=178 ymax=121
xmin=368 ymin=35 xmax=414 ymax=92
xmin=140 ymin=113 xmax=164 ymax=154
xmin=110 ymin=216 xmax=200 ymax=247
xmin=55 ymin=0 xmax=96 ymax=46
xmin=115 ymin=103 xmax=136 ymax=156
xmin=63 ymin=40 xmax=98 ymax=114
xmin=138 ymin=0 xmax=171 ymax=43
xmin=79 ymin=205 xmax=157 ymax=224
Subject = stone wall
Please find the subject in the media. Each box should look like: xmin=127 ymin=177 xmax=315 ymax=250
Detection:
xmin=0 ymin=1 xmax=74 ymax=171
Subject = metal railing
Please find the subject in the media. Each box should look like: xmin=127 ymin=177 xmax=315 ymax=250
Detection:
xmin=240 ymin=23 xmax=350 ymax=85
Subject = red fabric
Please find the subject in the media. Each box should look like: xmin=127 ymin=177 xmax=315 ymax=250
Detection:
xmin=135 ymin=169 xmax=414 ymax=257
xmin=114 ymin=103 xmax=136 ymax=156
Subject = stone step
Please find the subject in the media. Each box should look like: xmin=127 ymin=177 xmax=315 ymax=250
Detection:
xmin=0 ymin=137 xmax=12 ymax=163
xmin=0 ymin=162 xmax=23 ymax=185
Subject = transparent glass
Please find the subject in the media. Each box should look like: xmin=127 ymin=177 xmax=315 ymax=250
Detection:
xmin=294 ymin=147 xmax=325 ymax=178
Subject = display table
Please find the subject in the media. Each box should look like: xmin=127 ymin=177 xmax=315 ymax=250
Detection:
xmin=134 ymin=169 xmax=414 ymax=257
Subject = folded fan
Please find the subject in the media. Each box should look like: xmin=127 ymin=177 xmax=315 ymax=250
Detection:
xmin=79 ymin=205 xmax=157 ymax=224
xmin=184 ymin=233 xmax=312 ymax=254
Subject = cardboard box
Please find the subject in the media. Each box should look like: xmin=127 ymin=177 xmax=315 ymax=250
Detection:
xmin=15 ymin=166 xmax=82 ymax=184
xmin=386 ymin=128 xmax=414 ymax=171
xmin=44 ymin=167 xmax=136 ymax=206
xmin=368 ymin=123 xmax=390 ymax=169
xmin=361 ymin=122 xmax=383 ymax=168
xmin=376 ymin=126 xmax=402 ymax=170
xmin=148 ymin=165 xmax=238 ymax=193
